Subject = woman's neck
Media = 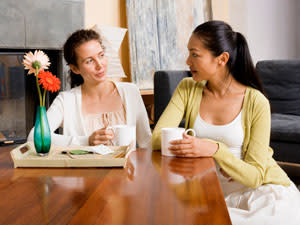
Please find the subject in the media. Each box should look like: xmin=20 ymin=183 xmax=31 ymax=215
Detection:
xmin=81 ymin=80 xmax=116 ymax=100
xmin=206 ymin=74 xmax=233 ymax=96
xmin=205 ymin=74 xmax=245 ymax=98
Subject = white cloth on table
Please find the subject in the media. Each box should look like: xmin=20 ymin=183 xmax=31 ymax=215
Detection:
xmin=193 ymin=113 xmax=300 ymax=225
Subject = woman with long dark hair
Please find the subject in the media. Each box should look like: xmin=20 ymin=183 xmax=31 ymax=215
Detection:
xmin=152 ymin=21 xmax=300 ymax=224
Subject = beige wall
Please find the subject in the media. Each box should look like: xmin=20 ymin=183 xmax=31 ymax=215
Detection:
xmin=85 ymin=0 xmax=130 ymax=81
xmin=211 ymin=0 xmax=229 ymax=22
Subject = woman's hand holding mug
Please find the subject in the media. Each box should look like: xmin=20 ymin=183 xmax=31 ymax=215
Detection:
xmin=161 ymin=128 xmax=196 ymax=156
xmin=106 ymin=125 xmax=136 ymax=147
xmin=169 ymin=131 xmax=218 ymax=158
xmin=88 ymin=128 xmax=114 ymax=146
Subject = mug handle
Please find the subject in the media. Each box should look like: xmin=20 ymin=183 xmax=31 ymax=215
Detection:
xmin=184 ymin=128 xmax=196 ymax=137
xmin=105 ymin=126 xmax=115 ymax=146
xmin=106 ymin=126 xmax=114 ymax=132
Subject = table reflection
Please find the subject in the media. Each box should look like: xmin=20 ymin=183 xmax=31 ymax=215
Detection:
xmin=52 ymin=177 xmax=85 ymax=190
xmin=165 ymin=156 xmax=215 ymax=181
xmin=152 ymin=153 xmax=216 ymax=210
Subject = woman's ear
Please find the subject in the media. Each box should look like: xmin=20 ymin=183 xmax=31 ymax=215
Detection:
xmin=69 ymin=64 xmax=80 ymax=74
xmin=218 ymin=52 xmax=230 ymax=66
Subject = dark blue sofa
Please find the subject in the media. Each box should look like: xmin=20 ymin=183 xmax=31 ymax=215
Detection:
xmin=154 ymin=65 xmax=300 ymax=165
xmin=256 ymin=60 xmax=300 ymax=164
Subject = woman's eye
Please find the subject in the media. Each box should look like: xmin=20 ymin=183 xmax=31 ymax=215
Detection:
xmin=86 ymin=59 xmax=93 ymax=64
xmin=192 ymin=53 xmax=198 ymax=57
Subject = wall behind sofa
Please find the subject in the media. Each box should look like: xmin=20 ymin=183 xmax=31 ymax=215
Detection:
xmin=212 ymin=0 xmax=299 ymax=63
xmin=226 ymin=0 xmax=298 ymax=63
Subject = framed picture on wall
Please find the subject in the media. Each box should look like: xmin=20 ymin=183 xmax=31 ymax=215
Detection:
xmin=126 ymin=0 xmax=211 ymax=90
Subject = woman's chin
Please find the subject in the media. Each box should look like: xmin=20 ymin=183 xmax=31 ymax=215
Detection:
xmin=191 ymin=73 xmax=202 ymax=82
xmin=95 ymin=73 xmax=107 ymax=81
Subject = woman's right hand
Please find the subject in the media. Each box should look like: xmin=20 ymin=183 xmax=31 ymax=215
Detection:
xmin=169 ymin=133 xmax=218 ymax=157
xmin=88 ymin=128 xmax=114 ymax=146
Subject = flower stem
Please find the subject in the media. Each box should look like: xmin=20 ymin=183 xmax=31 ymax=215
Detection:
xmin=42 ymin=89 xmax=46 ymax=107
xmin=35 ymin=71 xmax=45 ymax=151
xmin=39 ymin=107 xmax=45 ymax=151
xmin=35 ymin=71 xmax=43 ymax=106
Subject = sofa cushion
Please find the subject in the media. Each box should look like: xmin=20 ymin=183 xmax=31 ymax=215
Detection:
xmin=270 ymin=141 xmax=300 ymax=164
xmin=271 ymin=113 xmax=300 ymax=143
xmin=256 ymin=60 xmax=300 ymax=116
xmin=154 ymin=70 xmax=191 ymax=125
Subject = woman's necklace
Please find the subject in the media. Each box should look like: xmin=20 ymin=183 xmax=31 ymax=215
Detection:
xmin=206 ymin=76 xmax=233 ymax=97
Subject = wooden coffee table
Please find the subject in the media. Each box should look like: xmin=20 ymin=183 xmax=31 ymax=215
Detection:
xmin=0 ymin=145 xmax=231 ymax=225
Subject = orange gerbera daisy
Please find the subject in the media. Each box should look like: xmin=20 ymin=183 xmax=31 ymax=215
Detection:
xmin=38 ymin=71 xmax=61 ymax=93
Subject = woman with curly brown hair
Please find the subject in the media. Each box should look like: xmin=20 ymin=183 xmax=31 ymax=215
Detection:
xmin=28 ymin=29 xmax=151 ymax=148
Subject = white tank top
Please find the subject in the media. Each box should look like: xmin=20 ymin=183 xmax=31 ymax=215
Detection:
xmin=193 ymin=111 xmax=244 ymax=159
xmin=193 ymin=111 xmax=246 ymax=196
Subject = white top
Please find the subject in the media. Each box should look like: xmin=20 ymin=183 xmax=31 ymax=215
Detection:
xmin=193 ymin=111 xmax=244 ymax=159
xmin=193 ymin=111 xmax=246 ymax=195
xmin=84 ymin=104 xmax=126 ymax=136
xmin=28 ymin=82 xmax=152 ymax=148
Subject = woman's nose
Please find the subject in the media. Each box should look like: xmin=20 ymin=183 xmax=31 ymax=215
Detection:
xmin=186 ymin=56 xmax=191 ymax=66
xmin=95 ymin=58 xmax=103 ymax=70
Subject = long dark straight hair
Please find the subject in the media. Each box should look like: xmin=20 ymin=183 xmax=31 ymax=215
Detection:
xmin=193 ymin=20 xmax=265 ymax=94
xmin=63 ymin=29 xmax=105 ymax=88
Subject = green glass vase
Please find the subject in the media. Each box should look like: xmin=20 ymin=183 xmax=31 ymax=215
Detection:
xmin=34 ymin=106 xmax=51 ymax=156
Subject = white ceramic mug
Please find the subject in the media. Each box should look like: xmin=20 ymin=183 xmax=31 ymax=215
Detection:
xmin=106 ymin=125 xmax=136 ymax=147
xmin=161 ymin=127 xmax=196 ymax=156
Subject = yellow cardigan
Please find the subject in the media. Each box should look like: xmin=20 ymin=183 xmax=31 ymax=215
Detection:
xmin=152 ymin=78 xmax=290 ymax=188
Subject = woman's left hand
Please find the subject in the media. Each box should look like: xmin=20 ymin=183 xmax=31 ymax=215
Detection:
xmin=168 ymin=133 xmax=218 ymax=157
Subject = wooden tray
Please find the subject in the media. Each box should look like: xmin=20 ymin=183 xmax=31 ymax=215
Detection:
xmin=10 ymin=142 xmax=132 ymax=168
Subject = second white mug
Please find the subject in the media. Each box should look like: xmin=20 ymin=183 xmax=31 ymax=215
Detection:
xmin=161 ymin=127 xmax=196 ymax=157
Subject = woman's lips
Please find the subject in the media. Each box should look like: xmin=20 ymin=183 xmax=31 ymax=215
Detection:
xmin=96 ymin=71 xmax=105 ymax=77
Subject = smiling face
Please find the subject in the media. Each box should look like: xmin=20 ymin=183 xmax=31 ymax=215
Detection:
xmin=70 ymin=40 xmax=108 ymax=84
xmin=186 ymin=34 xmax=220 ymax=82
